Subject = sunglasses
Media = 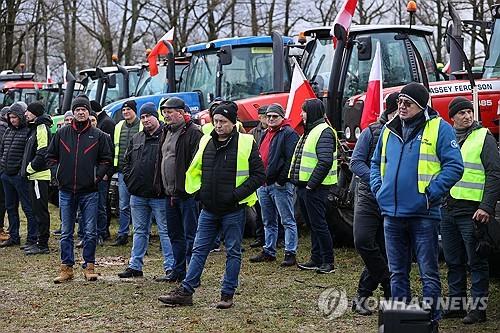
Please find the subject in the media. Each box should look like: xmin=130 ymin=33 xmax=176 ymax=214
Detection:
xmin=397 ymin=98 xmax=414 ymax=108
xmin=266 ymin=114 xmax=281 ymax=119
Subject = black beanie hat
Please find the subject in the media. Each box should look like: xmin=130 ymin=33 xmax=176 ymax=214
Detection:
xmin=384 ymin=92 xmax=399 ymax=115
xmin=90 ymin=100 xmax=102 ymax=113
xmin=399 ymin=82 xmax=429 ymax=110
xmin=140 ymin=102 xmax=159 ymax=119
xmin=27 ymin=101 xmax=45 ymax=117
xmin=212 ymin=101 xmax=238 ymax=124
xmin=122 ymin=100 xmax=137 ymax=113
xmin=448 ymin=97 xmax=473 ymax=118
xmin=71 ymin=95 xmax=91 ymax=112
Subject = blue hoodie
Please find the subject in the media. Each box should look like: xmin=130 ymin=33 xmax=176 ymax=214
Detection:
xmin=370 ymin=107 xmax=463 ymax=220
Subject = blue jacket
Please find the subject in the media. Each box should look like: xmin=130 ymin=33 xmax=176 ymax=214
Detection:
xmin=370 ymin=107 xmax=463 ymax=220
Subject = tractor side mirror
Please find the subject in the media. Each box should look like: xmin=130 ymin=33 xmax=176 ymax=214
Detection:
xmin=218 ymin=45 xmax=233 ymax=66
xmin=108 ymin=74 xmax=117 ymax=88
xmin=356 ymin=36 xmax=372 ymax=61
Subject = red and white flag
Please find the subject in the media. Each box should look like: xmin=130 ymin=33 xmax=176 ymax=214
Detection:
xmin=285 ymin=57 xmax=316 ymax=133
xmin=360 ymin=41 xmax=383 ymax=129
xmin=63 ymin=62 xmax=67 ymax=84
xmin=46 ymin=65 xmax=53 ymax=83
xmin=330 ymin=0 xmax=358 ymax=48
xmin=148 ymin=27 xmax=174 ymax=77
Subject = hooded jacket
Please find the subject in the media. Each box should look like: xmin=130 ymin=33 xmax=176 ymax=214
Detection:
xmin=21 ymin=114 xmax=53 ymax=180
xmin=0 ymin=106 xmax=30 ymax=176
xmin=370 ymin=107 xmax=464 ymax=220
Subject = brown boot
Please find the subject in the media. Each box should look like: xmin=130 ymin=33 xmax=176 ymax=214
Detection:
xmin=216 ymin=293 xmax=234 ymax=309
xmin=83 ymin=263 xmax=99 ymax=281
xmin=0 ymin=228 xmax=9 ymax=242
xmin=54 ymin=264 xmax=74 ymax=284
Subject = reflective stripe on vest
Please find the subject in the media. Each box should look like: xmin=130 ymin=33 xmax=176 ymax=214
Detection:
xmin=450 ymin=127 xmax=488 ymax=202
xmin=380 ymin=117 xmax=441 ymax=193
xmin=113 ymin=120 xmax=143 ymax=167
xmin=28 ymin=124 xmax=51 ymax=181
xmin=185 ymin=133 xmax=258 ymax=206
xmin=291 ymin=122 xmax=337 ymax=185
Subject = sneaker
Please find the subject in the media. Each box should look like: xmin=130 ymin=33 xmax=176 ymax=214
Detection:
xmin=216 ymin=293 xmax=234 ymax=309
xmin=75 ymin=240 xmax=83 ymax=248
xmin=249 ymin=239 xmax=264 ymax=248
xmin=118 ymin=267 xmax=144 ymax=278
xmin=0 ymin=238 xmax=20 ymax=248
xmin=112 ymin=235 xmax=128 ymax=246
xmin=158 ymin=286 xmax=193 ymax=306
xmin=25 ymin=244 xmax=50 ymax=255
xmin=280 ymin=252 xmax=297 ymax=267
xmin=352 ymin=296 xmax=372 ymax=316
xmin=249 ymin=251 xmax=276 ymax=263
xmin=462 ymin=310 xmax=486 ymax=324
xmin=297 ymin=260 xmax=320 ymax=271
xmin=316 ymin=263 xmax=335 ymax=274
xmin=155 ymin=270 xmax=184 ymax=283
xmin=20 ymin=242 xmax=36 ymax=250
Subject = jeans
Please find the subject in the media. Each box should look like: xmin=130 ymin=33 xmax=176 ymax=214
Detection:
xmin=441 ymin=209 xmax=489 ymax=307
xmin=165 ymin=196 xmax=199 ymax=277
xmin=97 ymin=179 xmax=110 ymax=238
xmin=1 ymin=173 xmax=37 ymax=244
xmin=182 ymin=208 xmax=246 ymax=296
xmin=29 ymin=180 xmax=50 ymax=247
xmin=129 ymin=195 xmax=174 ymax=272
xmin=296 ymin=186 xmax=333 ymax=264
xmin=117 ymin=172 xmax=131 ymax=236
xmin=59 ymin=190 xmax=98 ymax=266
xmin=258 ymin=183 xmax=298 ymax=256
xmin=384 ymin=216 xmax=441 ymax=321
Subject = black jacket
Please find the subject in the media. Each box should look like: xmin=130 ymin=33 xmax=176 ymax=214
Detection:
xmin=445 ymin=122 xmax=500 ymax=216
xmin=21 ymin=114 xmax=53 ymax=178
xmin=154 ymin=119 xmax=203 ymax=198
xmin=259 ymin=123 xmax=299 ymax=185
xmin=0 ymin=108 xmax=30 ymax=176
xmin=97 ymin=111 xmax=115 ymax=137
xmin=46 ymin=119 xmax=113 ymax=194
xmin=199 ymin=129 xmax=265 ymax=215
xmin=123 ymin=125 xmax=164 ymax=198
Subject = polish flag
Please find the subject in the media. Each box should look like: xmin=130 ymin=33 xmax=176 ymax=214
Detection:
xmin=360 ymin=42 xmax=383 ymax=129
xmin=148 ymin=27 xmax=174 ymax=77
xmin=285 ymin=57 xmax=316 ymax=133
xmin=46 ymin=65 xmax=53 ymax=83
xmin=443 ymin=60 xmax=451 ymax=74
xmin=330 ymin=0 xmax=358 ymax=48
xmin=63 ymin=62 xmax=67 ymax=84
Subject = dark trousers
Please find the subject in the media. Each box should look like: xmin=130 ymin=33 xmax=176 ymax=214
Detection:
xmin=297 ymin=186 xmax=334 ymax=264
xmin=29 ymin=180 xmax=50 ymax=247
xmin=354 ymin=187 xmax=390 ymax=297
xmin=0 ymin=176 xmax=5 ymax=229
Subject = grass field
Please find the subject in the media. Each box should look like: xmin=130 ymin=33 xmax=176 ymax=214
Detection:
xmin=0 ymin=204 xmax=499 ymax=332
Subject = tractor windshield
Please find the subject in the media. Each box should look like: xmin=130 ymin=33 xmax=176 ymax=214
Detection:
xmin=303 ymin=38 xmax=335 ymax=94
xmin=84 ymin=71 xmax=140 ymax=106
xmin=483 ymin=19 xmax=500 ymax=78
xmin=135 ymin=66 xmax=169 ymax=96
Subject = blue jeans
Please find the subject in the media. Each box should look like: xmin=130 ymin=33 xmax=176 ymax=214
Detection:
xmin=441 ymin=209 xmax=489 ymax=307
xmin=59 ymin=190 xmax=98 ymax=266
xmin=165 ymin=196 xmax=199 ymax=277
xmin=1 ymin=173 xmax=37 ymax=244
xmin=384 ymin=216 xmax=441 ymax=321
xmin=129 ymin=195 xmax=174 ymax=272
xmin=97 ymin=179 xmax=109 ymax=238
xmin=117 ymin=172 xmax=131 ymax=236
xmin=257 ymin=183 xmax=298 ymax=256
xmin=182 ymin=208 xmax=246 ymax=296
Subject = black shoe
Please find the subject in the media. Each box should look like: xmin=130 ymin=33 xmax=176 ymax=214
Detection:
xmin=250 ymin=239 xmax=264 ymax=248
xmin=352 ymin=297 xmax=372 ymax=316
xmin=249 ymin=251 xmax=276 ymax=263
xmin=158 ymin=286 xmax=193 ymax=306
xmin=112 ymin=235 xmax=128 ymax=246
xmin=442 ymin=308 xmax=467 ymax=319
xmin=280 ymin=252 xmax=297 ymax=267
xmin=25 ymin=244 xmax=50 ymax=255
xmin=297 ymin=260 xmax=320 ymax=271
xmin=316 ymin=263 xmax=335 ymax=274
xmin=118 ymin=267 xmax=143 ymax=278
xmin=20 ymin=242 xmax=36 ymax=250
xmin=462 ymin=310 xmax=486 ymax=324
xmin=154 ymin=270 xmax=183 ymax=283
xmin=0 ymin=238 xmax=20 ymax=248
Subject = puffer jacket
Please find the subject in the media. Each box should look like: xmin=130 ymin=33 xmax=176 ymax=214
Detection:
xmin=21 ymin=114 xmax=53 ymax=180
xmin=370 ymin=107 xmax=464 ymax=220
xmin=0 ymin=107 xmax=30 ymax=176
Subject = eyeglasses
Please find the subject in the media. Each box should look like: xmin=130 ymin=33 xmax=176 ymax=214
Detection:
xmin=397 ymin=98 xmax=414 ymax=108
xmin=266 ymin=114 xmax=281 ymax=119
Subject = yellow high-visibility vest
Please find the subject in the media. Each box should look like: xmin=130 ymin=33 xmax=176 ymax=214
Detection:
xmin=380 ymin=117 xmax=441 ymax=193
xmin=450 ymin=127 xmax=488 ymax=202
xmin=113 ymin=119 xmax=143 ymax=167
xmin=27 ymin=124 xmax=51 ymax=181
xmin=185 ymin=133 xmax=258 ymax=206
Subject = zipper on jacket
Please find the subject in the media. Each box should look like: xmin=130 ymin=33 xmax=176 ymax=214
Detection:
xmin=388 ymin=128 xmax=404 ymax=215
xmin=4 ymin=130 xmax=18 ymax=172
xmin=73 ymin=133 xmax=80 ymax=193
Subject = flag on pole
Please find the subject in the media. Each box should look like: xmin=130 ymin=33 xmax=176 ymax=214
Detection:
xmin=46 ymin=65 xmax=53 ymax=83
xmin=63 ymin=62 xmax=68 ymax=85
xmin=285 ymin=57 xmax=317 ymax=133
xmin=360 ymin=41 xmax=383 ymax=129
xmin=147 ymin=27 xmax=175 ymax=77
xmin=329 ymin=0 xmax=358 ymax=48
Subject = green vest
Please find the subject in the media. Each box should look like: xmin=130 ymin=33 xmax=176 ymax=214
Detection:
xmin=450 ymin=127 xmax=488 ymax=202
xmin=113 ymin=119 xmax=143 ymax=167
xmin=290 ymin=122 xmax=337 ymax=185
xmin=26 ymin=124 xmax=51 ymax=181
xmin=185 ymin=133 xmax=258 ymax=206
xmin=380 ymin=117 xmax=441 ymax=193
